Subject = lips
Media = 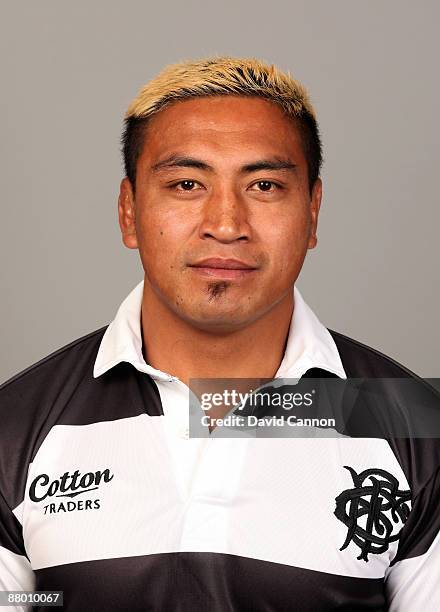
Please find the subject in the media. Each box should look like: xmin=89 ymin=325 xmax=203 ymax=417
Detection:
xmin=189 ymin=258 xmax=257 ymax=270
xmin=188 ymin=258 xmax=258 ymax=280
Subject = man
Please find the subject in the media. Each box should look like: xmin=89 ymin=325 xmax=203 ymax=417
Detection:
xmin=0 ymin=56 xmax=439 ymax=611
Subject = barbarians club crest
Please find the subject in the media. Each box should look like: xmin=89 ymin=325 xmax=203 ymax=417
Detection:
xmin=334 ymin=466 xmax=411 ymax=562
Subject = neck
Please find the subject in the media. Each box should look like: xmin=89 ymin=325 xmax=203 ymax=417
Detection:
xmin=140 ymin=279 xmax=294 ymax=388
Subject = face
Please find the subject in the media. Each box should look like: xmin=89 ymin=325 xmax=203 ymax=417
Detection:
xmin=118 ymin=96 xmax=322 ymax=332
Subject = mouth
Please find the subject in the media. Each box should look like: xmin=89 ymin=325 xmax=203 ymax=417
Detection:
xmin=188 ymin=258 xmax=258 ymax=280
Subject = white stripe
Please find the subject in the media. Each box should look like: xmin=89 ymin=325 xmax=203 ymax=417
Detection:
xmin=21 ymin=414 xmax=409 ymax=578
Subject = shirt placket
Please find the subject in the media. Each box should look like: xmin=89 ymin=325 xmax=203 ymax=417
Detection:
xmin=154 ymin=378 xmax=251 ymax=553
xmin=155 ymin=379 xmax=210 ymax=501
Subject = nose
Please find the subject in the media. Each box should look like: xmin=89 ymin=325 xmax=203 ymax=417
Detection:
xmin=198 ymin=186 xmax=251 ymax=243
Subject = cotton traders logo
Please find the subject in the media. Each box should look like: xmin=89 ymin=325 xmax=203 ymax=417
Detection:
xmin=29 ymin=468 xmax=114 ymax=515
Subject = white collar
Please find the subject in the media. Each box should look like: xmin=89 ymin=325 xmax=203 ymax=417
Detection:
xmin=93 ymin=280 xmax=347 ymax=381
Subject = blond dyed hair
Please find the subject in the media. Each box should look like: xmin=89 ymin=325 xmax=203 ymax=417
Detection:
xmin=121 ymin=55 xmax=322 ymax=193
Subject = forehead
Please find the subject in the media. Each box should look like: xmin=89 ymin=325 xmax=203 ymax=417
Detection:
xmin=140 ymin=96 xmax=305 ymax=163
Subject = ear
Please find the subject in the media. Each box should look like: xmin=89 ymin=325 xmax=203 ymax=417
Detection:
xmin=307 ymin=177 xmax=322 ymax=250
xmin=118 ymin=177 xmax=138 ymax=249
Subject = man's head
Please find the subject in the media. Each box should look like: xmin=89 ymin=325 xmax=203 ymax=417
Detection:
xmin=118 ymin=56 xmax=323 ymax=332
xmin=122 ymin=56 xmax=322 ymax=196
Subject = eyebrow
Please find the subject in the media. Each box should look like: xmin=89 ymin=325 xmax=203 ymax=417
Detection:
xmin=150 ymin=154 xmax=297 ymax=174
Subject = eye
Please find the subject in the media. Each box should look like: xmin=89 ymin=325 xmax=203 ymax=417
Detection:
xmin=172 ymin=180 xmax=203 ymax=192
xmin=249 ymin=180 xmax=282 ymax=192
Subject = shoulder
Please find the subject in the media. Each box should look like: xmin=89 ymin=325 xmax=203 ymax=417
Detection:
xmin=327 ymin=326 xmax=440 ymax=445
xmin=0 ymin=325 xmax=108 ymax=395
xmin=328 ymin=328 xmax=427 ymax=381
xmin=0 ymin=324 xmax=109 ymax=437
xmin=328 ymin=326 xmax=440 ymax=488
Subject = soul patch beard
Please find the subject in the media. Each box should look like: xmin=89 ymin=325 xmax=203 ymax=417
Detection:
xmin=206 ymin=281 xmax=231 ymax=302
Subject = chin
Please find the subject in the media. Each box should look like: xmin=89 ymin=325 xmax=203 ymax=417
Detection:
xmin=177 ymin=300 xmax=262 ymax=332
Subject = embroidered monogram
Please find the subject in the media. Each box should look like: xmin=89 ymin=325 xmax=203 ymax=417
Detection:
xmin=334 ymin=466 xmax=411 ymax=562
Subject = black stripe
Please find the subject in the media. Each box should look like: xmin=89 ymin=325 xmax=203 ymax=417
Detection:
xmin=54 ymin=361 xmax=164 ymax=426
xmin=0 ymin=486 xmax=27 ymax=558
xmin=390 ymin=466 xmax=440 ymax=564
xmin=34 ymin=552 xmax=385 ymax=611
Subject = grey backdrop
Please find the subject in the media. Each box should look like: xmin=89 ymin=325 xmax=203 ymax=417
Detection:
xmin=1 ymin=0 xmax=438 ymax=383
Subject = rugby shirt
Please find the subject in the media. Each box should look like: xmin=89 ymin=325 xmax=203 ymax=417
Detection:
xmin=0 ymin=279 xmax=439 ymax=611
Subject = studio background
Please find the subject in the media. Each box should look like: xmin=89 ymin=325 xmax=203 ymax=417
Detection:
xmin=1 ymin=0 xmax=438 ymax=383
